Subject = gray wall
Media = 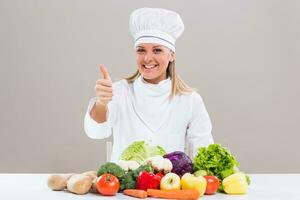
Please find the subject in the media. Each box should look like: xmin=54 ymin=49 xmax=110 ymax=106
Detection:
xmin=1 ymin=0 xmax=299 ymax=173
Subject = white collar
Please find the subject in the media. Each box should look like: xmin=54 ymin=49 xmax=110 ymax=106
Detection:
xmin=131 ymin=76 xmax=174 ymax=133
xmin=136 ymin=76 xmax=171 ymax=97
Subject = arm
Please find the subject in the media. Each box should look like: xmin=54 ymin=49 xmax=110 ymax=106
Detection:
xmin=91 ymin=64 xmax=113 ymax=123
xmin=90 ymin=101 xmax=108 ymax=123
xmin=186 ymin=92 xmax=214 ymax=157
xmin=84 ymin=98 xmax=112 ymax=139
xmin=84 ymin=65 xmax=114 ymax=139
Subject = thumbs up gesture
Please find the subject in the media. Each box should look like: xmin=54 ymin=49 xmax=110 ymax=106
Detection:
xmin=95 ymin=64 xmax=113 ymax=107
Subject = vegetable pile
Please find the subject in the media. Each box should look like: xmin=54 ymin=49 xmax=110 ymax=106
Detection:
xmin=98 ymin=162 xmax=154 ymax=191
xmin=47 ymin=141 xmax=251 ymax=198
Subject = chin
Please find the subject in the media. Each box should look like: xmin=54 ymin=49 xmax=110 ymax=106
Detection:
xmin=142 ymin=76 xmax=163 ymax=84
xmin=142 ymin=74 xmax=153 ymax=79
xmin=143 ymin=76 xmax=155 ymax=82
xmin=140 ymin=72 xmax=155 ymax=79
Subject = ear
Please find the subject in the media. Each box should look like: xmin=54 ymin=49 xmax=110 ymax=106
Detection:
xmin=170 ymin=52 xmax=175 ymax=62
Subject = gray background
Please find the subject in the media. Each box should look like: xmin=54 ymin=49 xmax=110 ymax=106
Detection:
xmin=1 ymin=0 xmax=299 ymax=173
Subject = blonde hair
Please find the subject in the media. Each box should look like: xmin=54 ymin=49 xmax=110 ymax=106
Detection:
xmin=125 ymin=61 xmax=194 ymax=98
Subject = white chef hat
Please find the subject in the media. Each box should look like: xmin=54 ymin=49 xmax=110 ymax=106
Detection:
xmin=129 ymin=7 xmax=184 ymax=52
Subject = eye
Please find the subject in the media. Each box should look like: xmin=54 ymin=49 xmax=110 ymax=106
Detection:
xmin=153 ymin=48 xmax=162 ymax=53
xmin=136 ymin=49 xmax=145 ymax=53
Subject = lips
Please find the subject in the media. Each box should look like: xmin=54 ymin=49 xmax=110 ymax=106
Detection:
xmin=143 ymin=64 xmax=158 ymax=69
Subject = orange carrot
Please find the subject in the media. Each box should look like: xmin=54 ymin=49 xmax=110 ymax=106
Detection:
xmin=147 ymin=189 xmax=200 ymax=200
xmin=123 ymin=189 xmax=148 ymax=199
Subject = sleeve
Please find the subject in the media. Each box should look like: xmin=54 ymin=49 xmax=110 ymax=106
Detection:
xmin=186 ymin=92 xmax=214 ymax=157
xmin=84 ymin=82 xmax=120 ymax=139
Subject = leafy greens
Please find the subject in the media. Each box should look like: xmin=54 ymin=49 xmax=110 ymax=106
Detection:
xmin=119 ymin=141 xmax=166 ymax=164
xmin=193 ymin=144 xmax=239 ymax=180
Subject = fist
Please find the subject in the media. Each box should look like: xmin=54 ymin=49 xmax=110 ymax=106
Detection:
xmin=95 ymin=64 xmax=113 ymax=106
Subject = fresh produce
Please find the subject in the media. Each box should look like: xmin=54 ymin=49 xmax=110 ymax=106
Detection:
xmin=118 ymin=160 xmax=140 ymax=171
xmin=48 ymin=143 xmax=251 ymax=197
xmin=89 ymin=176 xmax=99 ymax=193
xmin=119 ymin=170 xmax=136 ymax=190
xmin=193 ymin=144 xmax=239 ymax=181
xmin=96 ymin=173 xmax=119 ymax=196
xmin=96 ymin=162 xmax=151 ymax=192
xmin=82 ymin=171 xmax=97 ymax=180
xmin=181 ymin=173 xmax=207 ymax=196
xmin=155 ymin=172 xmax=165 ymax=179
xmin=163 ymin=151 xmax=193 ymax=177
xmin=204 ymin=175 xmax=219 ymax=195
xmin=145 ymin=155 xmax=173 ymax=173
xmin=160 ymin=172 xmax=181 ymax=190
xmin=47 ymin=174 xmax=73 ymax=191
xmin=137 ymin=171 xmax=162 ymax=190
xmin=119 ymin=163 xmax=153 ymax=191
xmin=67 ymin=174 xmax=93 ymax=195
xmin=80 ymin=171 xmax=98 ymax=193
xmin=47 ymin=172 xmax=97 ymax=195
xmin=222 ymin=172 xmax=249 ymax=194
xmin=193 ymin=169 xmax=207 ymax=177
xmin=97 ymin=162 xmax=125 ymax=179
xmin=147 ymin=189 xmax=200 ymax=200
xmin=120 ymin=141 xmax=166 ymax=164
xmin=123 ymin=189 xmax=148 ymax=198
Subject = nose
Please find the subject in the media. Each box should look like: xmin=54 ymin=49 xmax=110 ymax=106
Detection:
xmin=144 ymin=52 xmax=154 ymax=63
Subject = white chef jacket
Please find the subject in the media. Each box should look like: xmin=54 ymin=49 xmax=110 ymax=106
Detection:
xmin=84 ymin=76 xmax=213 ymax=162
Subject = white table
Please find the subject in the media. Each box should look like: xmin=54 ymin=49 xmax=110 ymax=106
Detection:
xmin=0 ymin=174 xmax=299 ymax=200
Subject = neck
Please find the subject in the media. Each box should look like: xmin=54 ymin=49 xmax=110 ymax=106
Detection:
xmin=143 ymin=77 xmax=167 ymax=84
xmin=142 ymin=73 xmax=169 ymax=84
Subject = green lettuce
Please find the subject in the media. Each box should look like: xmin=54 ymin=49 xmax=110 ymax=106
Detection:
xmin=119 ymin=141 xmax=166 ymax=164
xmin=193 ymin=144 xmax=239 ymax=180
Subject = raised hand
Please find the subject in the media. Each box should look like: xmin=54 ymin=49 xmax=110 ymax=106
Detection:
xmin=95 ymin=64 xmax=113 ymax=106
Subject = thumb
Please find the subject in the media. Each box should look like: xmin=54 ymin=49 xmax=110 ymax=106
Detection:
xmin=99 ymin=64 xmax=111 ymax=81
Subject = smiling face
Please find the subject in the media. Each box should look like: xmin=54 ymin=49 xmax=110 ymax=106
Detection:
xmin=135 ymin=43 xmax=175 ymax=84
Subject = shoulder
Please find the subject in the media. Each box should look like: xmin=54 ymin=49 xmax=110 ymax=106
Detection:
xmin=191 ymin=91 xmax=204 ymax=102
xmin=178 ymin=91 xmax=203 ymax=102
xmin=176 ymin=91 xmax=206 ymax=110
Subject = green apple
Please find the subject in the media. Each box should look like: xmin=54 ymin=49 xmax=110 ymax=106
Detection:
xmin=181 ymin=173 xmax=207 ymax=196
xmin=160 ymin=173 xmax=181 ymax=190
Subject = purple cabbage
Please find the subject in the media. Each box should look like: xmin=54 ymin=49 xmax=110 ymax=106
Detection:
xmin=163 ymin=151 xmax=193 ymax=177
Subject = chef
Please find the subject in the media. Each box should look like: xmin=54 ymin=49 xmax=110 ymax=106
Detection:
xmin=84 ymin=7 xmax=214 ymax=162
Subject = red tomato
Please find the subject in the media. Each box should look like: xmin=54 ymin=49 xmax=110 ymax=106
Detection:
xmin=96 ymin=173 xmax=120 ymax=196
xmin=204 ymin=175 xmax=219 ymax=195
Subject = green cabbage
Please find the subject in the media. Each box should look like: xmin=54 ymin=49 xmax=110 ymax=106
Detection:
xmin=193 ymin=144 xmax=239 ymax=180
xmin=119 ymin=141 xmax=166 ymax=164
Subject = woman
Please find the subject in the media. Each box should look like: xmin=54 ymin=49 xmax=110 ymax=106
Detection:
xmin=84 ymin=7 xmax=214 ymax=162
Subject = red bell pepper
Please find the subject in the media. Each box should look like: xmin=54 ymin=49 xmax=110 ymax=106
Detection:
xmin=137 ymin=171 xmax=162 ymax=191
xmin=155 ymin=172 xmax=165 ymax=180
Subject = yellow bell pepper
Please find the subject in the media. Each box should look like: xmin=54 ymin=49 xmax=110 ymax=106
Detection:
xmin=222 ymin=172 xmax=249 ymax=194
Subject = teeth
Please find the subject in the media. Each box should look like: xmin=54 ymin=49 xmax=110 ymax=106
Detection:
xmin=144 ymin=65 xmax=156 ymax=69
